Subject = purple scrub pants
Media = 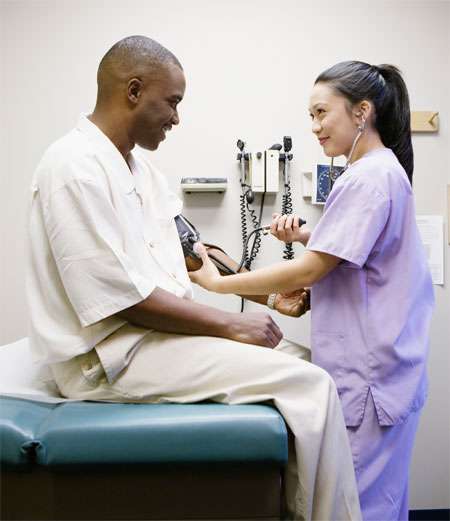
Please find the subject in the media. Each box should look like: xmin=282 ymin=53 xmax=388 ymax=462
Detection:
xmin=347 ymin=391 xmax=421 ymax=521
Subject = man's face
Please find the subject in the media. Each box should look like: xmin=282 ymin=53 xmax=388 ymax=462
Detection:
xmin=132 ymin=63 xmax=186 ymax=151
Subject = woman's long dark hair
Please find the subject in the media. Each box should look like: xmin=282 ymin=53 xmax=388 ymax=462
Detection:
xmin=315 ymin=61 xmax=413 ymax=184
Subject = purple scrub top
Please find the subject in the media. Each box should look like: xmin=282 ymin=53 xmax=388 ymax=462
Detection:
xmin=308 ymin=148 xmax=434 ymax=427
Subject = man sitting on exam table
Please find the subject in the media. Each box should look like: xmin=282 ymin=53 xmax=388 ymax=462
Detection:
xmin=27 ymin=35 xmax=362 ymax=521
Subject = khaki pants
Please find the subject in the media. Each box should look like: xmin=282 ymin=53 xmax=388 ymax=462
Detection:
xmin=51 ymin=328 xmax=361 ymax=521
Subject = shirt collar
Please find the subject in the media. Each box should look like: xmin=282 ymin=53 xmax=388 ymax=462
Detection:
xmin=75 ymin=114 xmax=183 ymax=220
xmin=76 ymin=114 xmax=136 ymax=195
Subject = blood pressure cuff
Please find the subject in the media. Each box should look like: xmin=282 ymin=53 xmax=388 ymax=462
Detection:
xmin=186 ymin=244 xmax=241 ymax=276
xmin=175 ymin=214 xmax=311 ymax=316
xmin=175 ymin=214 xmax=239 ymax=275
xmin=175 ymin=215 xmax=238 ymax=275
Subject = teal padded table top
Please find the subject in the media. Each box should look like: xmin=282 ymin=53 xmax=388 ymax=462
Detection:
xmin=0 ymin=397 xmax=288 ymax=467
xmin=0 ymin=397 xmax=54 ymax=466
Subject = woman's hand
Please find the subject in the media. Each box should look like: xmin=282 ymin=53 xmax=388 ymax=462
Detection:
xmin=274 ymin=288 xmax=311 ymax=317
xmin=270 ymin=213 xmax=311 ymax=246
xmin=188 ymin=242 xmax=223 ymax=291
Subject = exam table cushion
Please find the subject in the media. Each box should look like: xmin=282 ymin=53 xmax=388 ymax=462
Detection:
xmin=0 ymin=398 xmax=54 ymax=467
xmin=0 ymin=397 xmax=288 ymax=468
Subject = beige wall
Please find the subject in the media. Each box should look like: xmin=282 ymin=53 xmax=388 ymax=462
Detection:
xmin=1 ymin=0 xmax=449 ymax=509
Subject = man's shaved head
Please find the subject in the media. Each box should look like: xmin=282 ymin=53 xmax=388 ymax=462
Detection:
xmin=96 ymin=35 xmax=182 ymax=103
xmin=90 ymin=35 xmax=185 ymax=154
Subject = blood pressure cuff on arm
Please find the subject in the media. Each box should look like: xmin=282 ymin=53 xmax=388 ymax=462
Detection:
xmin=175 ymin=214 xmax=311 ymax=317
xmin=184 ymin=243 xmax=240 ymax=276
xmin=175 ymin=214 xmax=238 ymax=275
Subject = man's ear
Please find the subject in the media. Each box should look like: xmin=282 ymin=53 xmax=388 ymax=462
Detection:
xmin=127 ymin=78 xmax=143 ymax=104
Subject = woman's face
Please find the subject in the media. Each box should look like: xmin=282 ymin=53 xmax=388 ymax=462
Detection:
xmin=309 ymin=82 xmax=360 ymax=158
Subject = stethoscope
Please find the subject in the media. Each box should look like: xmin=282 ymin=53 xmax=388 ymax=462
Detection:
xmin=328 ymin=117 xmax=365 ymax=191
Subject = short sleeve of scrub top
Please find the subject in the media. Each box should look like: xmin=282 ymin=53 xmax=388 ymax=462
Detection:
xmin=41 ymin=157 xmax=155 ymax=328
xmin=307 ymin=174 xmax=390 ymax=267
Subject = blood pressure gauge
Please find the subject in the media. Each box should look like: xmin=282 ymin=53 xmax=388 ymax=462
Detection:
xmin=316 ymin=164 xmax=345 ymax=204
xmin=329 ymin=166 xmax=343 ymax=186
xmin=317 ymin=166 xmax=331 ymax=202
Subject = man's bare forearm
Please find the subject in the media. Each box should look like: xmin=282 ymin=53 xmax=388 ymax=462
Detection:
xmin=116 ymin=287 xmax=284 ymax=348
xmin=117 ymin=287 xmax=230 ymax=337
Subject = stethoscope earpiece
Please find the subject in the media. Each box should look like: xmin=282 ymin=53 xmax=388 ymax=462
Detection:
xmin=358 ymin=117 xmax=366 ymax=132
xmin=328 ymin=115 xmax=365 ymax=186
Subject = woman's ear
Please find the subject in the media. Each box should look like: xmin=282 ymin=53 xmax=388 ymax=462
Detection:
xmin=353 ymin=100 xmax=372 ymax=129
xmin=358 ymin=100 xmax=372 ymax=123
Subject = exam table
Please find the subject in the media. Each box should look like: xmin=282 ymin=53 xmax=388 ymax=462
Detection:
xmin=0 ymin=339 xmax=288 ymax=520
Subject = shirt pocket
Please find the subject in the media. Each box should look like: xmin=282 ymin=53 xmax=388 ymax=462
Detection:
xmin=80 ymin=350 xmax=107 ymax=387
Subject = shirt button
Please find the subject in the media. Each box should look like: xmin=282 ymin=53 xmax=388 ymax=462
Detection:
xmin=172 ymin=273 xmax=177 ymax=279
xmin=148 ymin=242 xmax=154 ymax=248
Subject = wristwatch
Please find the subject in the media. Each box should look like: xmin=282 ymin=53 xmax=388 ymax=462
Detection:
xmin=267 ymin=293 xmax=277 ymax=310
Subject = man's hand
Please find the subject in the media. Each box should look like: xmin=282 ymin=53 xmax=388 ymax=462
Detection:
xmin=225 ymin=312 xmax=283 ymax=348
xmin=117 ymin=287 xmax=283 ymax=349
xmin=273 ymin=289 xmax=310 ymax=317
xmin=271 ymin=213 xmax=311 ymax=246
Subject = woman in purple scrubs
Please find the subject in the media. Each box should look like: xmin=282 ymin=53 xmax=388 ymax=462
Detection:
xmin=189 ymin=61 xmax=434 ymax=521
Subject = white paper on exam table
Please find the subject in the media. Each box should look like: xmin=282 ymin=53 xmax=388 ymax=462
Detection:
xmin=0 ymin=337 xmax=80 ymax=403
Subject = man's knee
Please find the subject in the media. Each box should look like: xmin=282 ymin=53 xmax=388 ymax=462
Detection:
xmin=311 ymin=364 xmax=337 ymax=389
xmin=289 ymin=359 xmax=337 ymax=390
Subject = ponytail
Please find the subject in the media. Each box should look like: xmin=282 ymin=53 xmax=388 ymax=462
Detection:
xmin=315 ymin=61 xmax=414 ymax=184
xmin=375 ymin=64 xmax=414 ymax=184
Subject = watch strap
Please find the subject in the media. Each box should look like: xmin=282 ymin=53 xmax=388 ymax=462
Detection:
xmin=267 ymin=293 xmax=277 ymax=310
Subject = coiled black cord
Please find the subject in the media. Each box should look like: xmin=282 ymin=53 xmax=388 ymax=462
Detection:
xmin=239 ymin=186 xmax=265 ymax=311
xmin=282 ymin=183 xmax=293 ymax=214
xmin=239 ymin=192 xmax=249 ymax=269
xmin=238 ymin=224 xmax=268 ymax=313
xmin=281 ymin=182 xmax=295 ymax=260
xmin=237 ymin=226 xmax=268 ymax=273
xmin=245 ymin=190 xmax=265 ymax=270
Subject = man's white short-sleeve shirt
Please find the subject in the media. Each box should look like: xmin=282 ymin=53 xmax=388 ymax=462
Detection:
xmin=27 ymin=115 xmax=193 ymax=379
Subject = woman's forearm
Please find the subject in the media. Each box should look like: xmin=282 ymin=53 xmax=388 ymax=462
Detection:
xmin=214 ymin=258 xmax=314 ymax=295
xmin=212 ymin=250 xmax=340 ymax=295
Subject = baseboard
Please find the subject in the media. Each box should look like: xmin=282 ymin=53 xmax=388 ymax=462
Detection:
xmin=409 ymin=509 xmax=450 ymax=521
